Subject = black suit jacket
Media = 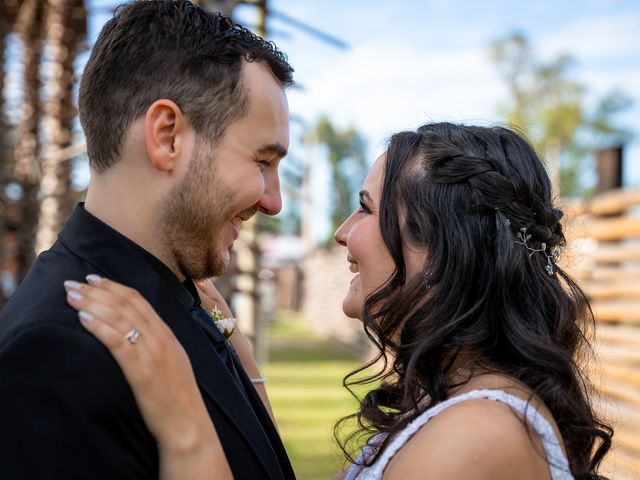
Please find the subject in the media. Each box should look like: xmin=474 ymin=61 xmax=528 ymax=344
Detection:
xmin=0 ymin=204 xmax=295 ymax=480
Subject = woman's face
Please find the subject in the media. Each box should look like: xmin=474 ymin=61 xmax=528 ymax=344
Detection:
xmin=334 ymin=154 xmax=426 ymax=320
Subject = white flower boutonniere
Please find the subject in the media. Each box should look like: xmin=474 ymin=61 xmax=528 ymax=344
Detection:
xmin=209 ymin=306 xmax=236 ymax=340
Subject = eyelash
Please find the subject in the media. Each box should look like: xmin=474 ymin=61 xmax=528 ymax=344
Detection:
xmin=258 ymin=160 xmax=271 ymax=170
xmin=358 ymin=200 xmax=371 ymax=214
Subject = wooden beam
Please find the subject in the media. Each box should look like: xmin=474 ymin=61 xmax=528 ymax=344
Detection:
xmin=560 ymin=189 xmax=640 ymax=218
xmin=577 ymin=217 xmax=640 ymax=241
xmin=584 ymin=282 xmax=640 ymax=299
xmin=592 ymin=300 xmax=640 ymax=323
xmin=589 ymin=188 xmax=640 ymax=216
xmin=595 ymin=245 xmax=640 ymax=263
xmin=589 ymin=266 xmax=640 ymax=281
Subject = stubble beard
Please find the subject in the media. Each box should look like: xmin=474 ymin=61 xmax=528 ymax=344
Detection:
xmin=160 ymin=142 xmax=233 ymax=281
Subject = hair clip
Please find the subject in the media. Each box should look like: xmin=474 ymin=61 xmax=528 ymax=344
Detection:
xmin=514 ymin=227 xmax=557 ymax=275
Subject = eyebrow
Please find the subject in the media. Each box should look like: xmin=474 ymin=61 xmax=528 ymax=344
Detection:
xmin=257 ymin=143 xmax=288 ymax=159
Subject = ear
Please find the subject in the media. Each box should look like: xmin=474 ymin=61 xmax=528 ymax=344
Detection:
xmin=144 ymin=99 xmax=191 ymax=172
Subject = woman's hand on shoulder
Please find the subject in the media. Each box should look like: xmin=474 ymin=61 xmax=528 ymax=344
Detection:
xmin=64 ymin=275 xmax=232 ymax=480
xmin=383 ymin=398 xmax=550 ymax=480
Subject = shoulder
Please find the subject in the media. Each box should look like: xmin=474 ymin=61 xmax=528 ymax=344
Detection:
xmin=0 ymin=246 xmax=91 ymax=340
xmin=383 ymin=396 xmax=551 ymax=480
xmin=0 ymin=326 xmax=155 ymax=477
xmin=0 ymin=322 xmax=133 ymax=409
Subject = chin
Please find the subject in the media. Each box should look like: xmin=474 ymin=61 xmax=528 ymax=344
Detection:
xmin=181 ymin=253 xmax=227 ymax=280
xmin=201 ymin=244 xmax=231 ymax=278
xmin=342 ymin=298 xmax=364 ymax=321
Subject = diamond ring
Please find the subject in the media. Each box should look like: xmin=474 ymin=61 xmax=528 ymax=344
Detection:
xmin=124 ymin=328 xmax=141 ymax=345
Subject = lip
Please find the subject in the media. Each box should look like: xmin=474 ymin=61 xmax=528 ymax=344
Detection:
xmin=228 ymin=222 xmax=239 ymax=240
xmin=228 ymin=211 xmax=253 ymax=239
xmin=347 ymin=254 xmax=359 ymax=273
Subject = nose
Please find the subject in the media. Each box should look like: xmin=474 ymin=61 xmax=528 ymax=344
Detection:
xmin=334 ymin=215 xmax=351 ymax=247
xmin=257 ymin=170 xmax=282 ymax=216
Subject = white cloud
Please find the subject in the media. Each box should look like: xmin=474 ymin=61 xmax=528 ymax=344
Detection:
xmin=537 ymin=11 xmax=640 ymax=61
xmin=289 ymin=41 xmax=507 ymax=156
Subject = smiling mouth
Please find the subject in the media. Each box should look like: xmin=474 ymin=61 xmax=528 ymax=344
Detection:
xmin=230 ymin=210 xmax=256 ymax=231
xmin=232 ymin=214 xmax=251 ymax=227
xmin=347 ymin=255 xmax=359 ymax=273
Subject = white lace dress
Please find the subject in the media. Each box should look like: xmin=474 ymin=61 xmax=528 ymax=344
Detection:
xmin=343 ymin=389 xmax=574 ymax=480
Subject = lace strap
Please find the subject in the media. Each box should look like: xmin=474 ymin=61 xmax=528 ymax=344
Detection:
xmin=361 ymin=389 xmax=573 ymax=480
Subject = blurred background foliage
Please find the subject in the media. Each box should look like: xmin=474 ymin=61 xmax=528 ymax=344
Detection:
xmin=491 ymin=31 xmax=633 ymax=196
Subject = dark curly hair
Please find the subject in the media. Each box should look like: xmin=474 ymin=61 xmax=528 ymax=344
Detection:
xmin=79 ymin=0 xmax=294 ymax=172
xmin=335 ymin=122 xmax=612 ymax=478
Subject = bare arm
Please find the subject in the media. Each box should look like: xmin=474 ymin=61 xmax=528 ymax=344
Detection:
xmin=64 ymin=276 xmax=233 ymax=480
xmin=195 ymin=279 xmax=276 ymax=426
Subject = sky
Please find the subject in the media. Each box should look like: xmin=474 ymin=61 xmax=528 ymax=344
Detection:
xmin=82 ymin=0 xmax=640 ymax=241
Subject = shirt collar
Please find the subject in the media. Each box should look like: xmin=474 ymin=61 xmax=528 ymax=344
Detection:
xmin=61 ymin=203 xmax=196 ymax=312
xmin=128 ymin=240 xmax=200 ymax=311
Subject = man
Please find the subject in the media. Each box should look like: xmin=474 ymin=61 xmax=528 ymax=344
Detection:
xmin=0 ymin=1 xmax=295 ymax=478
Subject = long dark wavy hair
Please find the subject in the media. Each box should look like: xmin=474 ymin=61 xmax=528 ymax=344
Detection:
xmin=335 ymin=122 xmax=612 ymax=478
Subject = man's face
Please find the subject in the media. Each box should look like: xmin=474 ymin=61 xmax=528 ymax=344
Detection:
xmin=160 ymin=62 xmax=289 ymax=280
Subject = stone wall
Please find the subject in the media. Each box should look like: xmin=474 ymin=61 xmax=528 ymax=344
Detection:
xmin=302 ymin=246 xmax=369 ymax=355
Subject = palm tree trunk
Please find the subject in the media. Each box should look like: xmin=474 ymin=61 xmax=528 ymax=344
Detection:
xmin=0 ymin=10 xmax=14 ymax=305
xmin=34 ymin=0 xmax=80 ymax=254
xmin=14 ymin=0 xmax=44 ymax=281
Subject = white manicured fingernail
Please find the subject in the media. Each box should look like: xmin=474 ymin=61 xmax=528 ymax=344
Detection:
xmin=64 ymin=280 xmax=81 ymax=290
xmin=86 ymin=274 xmax=102 ymax=285
xmin=67 ymin=290 xmax=83 ymax=301
xmin=78 ymin=311 xmax=94 ymax=322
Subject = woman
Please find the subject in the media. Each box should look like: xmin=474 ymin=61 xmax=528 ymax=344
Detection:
xmin=64 ymin=122 xmax=612 ymax=479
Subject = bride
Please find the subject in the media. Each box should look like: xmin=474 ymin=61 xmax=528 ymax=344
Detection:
xmin=64 ymin=122 xmax=612 ymax=479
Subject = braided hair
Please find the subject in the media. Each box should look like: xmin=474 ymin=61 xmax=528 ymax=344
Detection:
xmin=335 ymin=123 xmax=612 ymax=478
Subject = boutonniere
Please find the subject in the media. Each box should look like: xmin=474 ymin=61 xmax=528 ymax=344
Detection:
xmin=209 ymin=306 xmax=236 ymax=340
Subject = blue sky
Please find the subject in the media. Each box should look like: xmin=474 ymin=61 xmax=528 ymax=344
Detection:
xmin=83 ymin=1 xmax=640 ymax=239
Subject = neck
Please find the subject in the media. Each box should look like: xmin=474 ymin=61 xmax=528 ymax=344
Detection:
xmin=85 ymin=170 xmax=184 ymax=281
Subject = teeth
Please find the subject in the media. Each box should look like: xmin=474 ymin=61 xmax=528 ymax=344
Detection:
xmin=349 ymin=262 xmax=359 ymax=273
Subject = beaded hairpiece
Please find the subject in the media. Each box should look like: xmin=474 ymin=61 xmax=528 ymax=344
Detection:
xmin=505 ymin=218 xmax=558 ymax=275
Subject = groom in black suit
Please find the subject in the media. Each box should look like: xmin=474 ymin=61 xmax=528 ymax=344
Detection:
xmin=0 ymin=1 xmax=295 ymax=479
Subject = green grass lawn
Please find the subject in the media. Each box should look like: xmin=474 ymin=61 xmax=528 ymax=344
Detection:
xmin=264 ymin=312 xmax=367 ymax=480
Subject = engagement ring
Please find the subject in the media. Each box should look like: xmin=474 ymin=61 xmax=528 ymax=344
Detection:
xmin=124 ymin=328 xmax=141 ymax=345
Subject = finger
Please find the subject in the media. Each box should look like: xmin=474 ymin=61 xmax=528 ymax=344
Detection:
xmin=85 ymin=275 xmax=166 ymax=329
xmin=67 ymin=289 xmax=159 ymax=380
xmin=195 ymin=278 xmax=218 ymax=297
xmin=75 ymin=309 xmax=155 ymax=394
xmin=64 ymin=281 xmax=145 ymax=334
xmin=195 ymin=280 xmax=232 ymax=317
xmin=65 ymin=279 xmax=175 ymax=365
xmin=75 ymin=308 xmax=137 ymax=356
xmin=195 ymin=279 xmax=227 ymax=304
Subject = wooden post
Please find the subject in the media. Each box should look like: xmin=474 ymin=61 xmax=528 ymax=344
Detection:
xmin=0 ymin=6 xmax=14 ymax=305
xmin=595 ymin=146 xmax=623 ymax=194
xmin=195 ymin=0 xmax=238 ymax=17
xmin=14 ymin=0 xmax=44 ymax=283
xmin=34 ymin=0 xmax=86 ymax=255
xmin=236 ymin=0 xmax=268 ymax=362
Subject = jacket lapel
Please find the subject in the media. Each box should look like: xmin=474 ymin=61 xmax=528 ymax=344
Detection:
xmin=150 ymin=292 xmax=283 ymax=478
